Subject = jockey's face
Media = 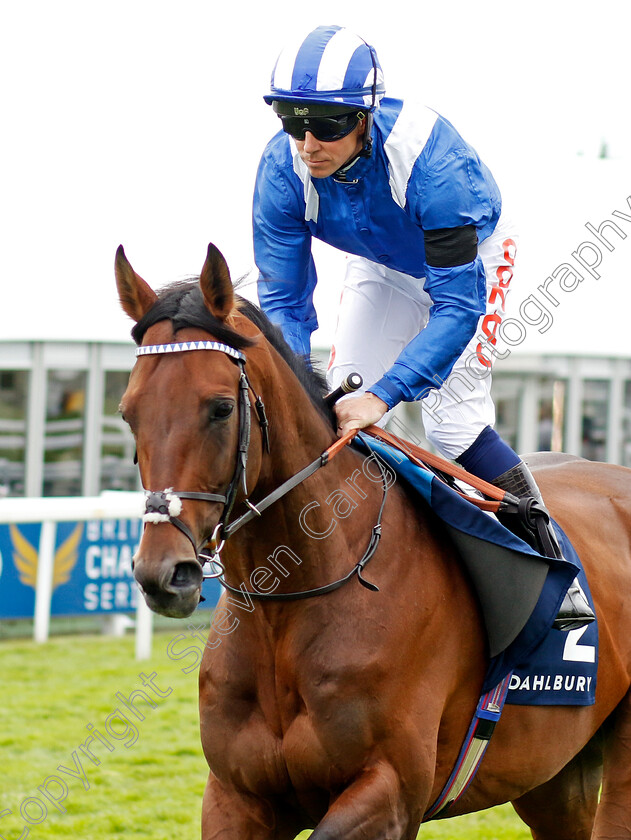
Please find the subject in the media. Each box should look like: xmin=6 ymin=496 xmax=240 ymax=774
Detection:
xmin=295 ymin=119 xmax=366 ymax=179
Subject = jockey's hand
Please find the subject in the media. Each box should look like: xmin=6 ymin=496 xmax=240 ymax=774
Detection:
xmin=334 ymin=392 xmax=388 ymax=438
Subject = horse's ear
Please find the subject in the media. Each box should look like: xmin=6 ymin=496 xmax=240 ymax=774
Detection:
xmin=200 ymin=243 xmax=234 ymax=322
xmin=115 ymin=245 xmax=158 ymax=323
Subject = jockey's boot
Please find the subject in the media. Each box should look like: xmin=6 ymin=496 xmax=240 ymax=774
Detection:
xmin=492 ymin=461 xmax=595 ymax=632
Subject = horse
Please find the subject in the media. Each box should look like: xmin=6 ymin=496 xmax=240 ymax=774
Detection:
xmin=115 ymin=242 xmax=631 ymax=839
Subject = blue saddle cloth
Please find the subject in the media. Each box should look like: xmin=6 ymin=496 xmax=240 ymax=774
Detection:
xmin=505 ymin=528 xmax=597 ymax=706
xmin=358 ymin=435 xmax=598 ymax=703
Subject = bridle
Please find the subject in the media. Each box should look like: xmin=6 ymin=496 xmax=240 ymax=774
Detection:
xmin=136 ymin=340 xmax=387 ymax=601
xmin=138 ymin=340 xmax=268 ymax=552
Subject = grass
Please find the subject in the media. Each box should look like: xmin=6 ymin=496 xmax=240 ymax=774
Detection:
xmin=0 ymin=632 xmax=531 ymax=838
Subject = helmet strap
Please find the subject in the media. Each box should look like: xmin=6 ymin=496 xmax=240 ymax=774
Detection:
xmin=358 ymin=112 xmax=374 ymax=157
xmin=332 ymin=113 xmax=373 ymax=182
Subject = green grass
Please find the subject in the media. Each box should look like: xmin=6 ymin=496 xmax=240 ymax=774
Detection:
xmin=0 ymin=632 xmax=530 ymax=838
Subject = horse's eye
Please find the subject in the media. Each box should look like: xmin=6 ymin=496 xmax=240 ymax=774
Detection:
xmin=211 ymin=401 xmax=234 ymax=421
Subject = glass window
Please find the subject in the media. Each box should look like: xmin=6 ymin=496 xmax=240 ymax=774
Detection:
xmin=492 ymin=377 xmax=520 ymax=452
xmin=44 ymin=369 xmax=86 ymax=496
xmin=0 ymin=370 xmax=28 ymax=496
xmin=100 ymin=371 xmax=137 ymax=491
xmin=581 ymin=379 xmax=609 ymax=462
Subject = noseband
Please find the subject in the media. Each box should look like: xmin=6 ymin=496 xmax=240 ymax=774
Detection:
xmin=137 ymin=340 xmax=387 ymax=600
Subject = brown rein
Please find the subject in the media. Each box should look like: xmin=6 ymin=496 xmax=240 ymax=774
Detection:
xmin=137 ymin=338 xmax=516 ymax=601
xmin=361 ymin=426 xmax=513 ymax=513
xmin=204 ymin=425 xmax=518 ymax=602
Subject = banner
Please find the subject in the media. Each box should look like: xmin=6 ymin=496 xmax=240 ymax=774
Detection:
xmin=0 ymin=519 xmax=218 ymax=618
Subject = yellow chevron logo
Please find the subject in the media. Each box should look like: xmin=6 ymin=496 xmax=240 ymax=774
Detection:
xmin=10 ymin=523 xmax=83 ymax=590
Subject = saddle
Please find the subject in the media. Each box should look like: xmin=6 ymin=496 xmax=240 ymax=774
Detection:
xmin=358 ymin=427 xmax=578 ymax=664
xmin=361 ymin=426 xmax=556 ymax=554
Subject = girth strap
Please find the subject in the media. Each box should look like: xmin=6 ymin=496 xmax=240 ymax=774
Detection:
xmin=423 ymin=672 xmax=513 ymax=821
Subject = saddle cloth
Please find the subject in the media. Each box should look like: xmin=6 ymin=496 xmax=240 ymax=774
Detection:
xmin=358 ymin=435 xmax=598 ymax=702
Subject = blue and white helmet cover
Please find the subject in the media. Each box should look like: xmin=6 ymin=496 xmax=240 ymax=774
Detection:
xmin=264 ymin=24 xmax=386 ymax=110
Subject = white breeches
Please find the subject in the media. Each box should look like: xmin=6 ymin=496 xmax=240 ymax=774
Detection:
xmin=327 ymin=212 xmax=518 ymax=459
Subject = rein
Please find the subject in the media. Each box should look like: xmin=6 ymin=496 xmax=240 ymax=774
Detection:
xmin=135 ymin=339 xmax=526 ymax=820
xmin=361 ymin=426 xmax=520 ymax=514
xmin=137 ymin=339 xmax=386 ymax=602
xmin=137 ymin=339 xmax=519 ymax=604
xmin=207 ymin=433 xmax=388 ymax=601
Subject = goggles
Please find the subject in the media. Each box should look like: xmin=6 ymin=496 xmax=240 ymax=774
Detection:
xmin=280 ymin=111 xmax=364 ymax=143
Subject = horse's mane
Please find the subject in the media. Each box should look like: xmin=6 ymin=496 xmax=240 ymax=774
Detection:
xmin=236 ymin=297 xmax=333 ymax=420
xmin=131 ymin=280 xmax=334 ymax=424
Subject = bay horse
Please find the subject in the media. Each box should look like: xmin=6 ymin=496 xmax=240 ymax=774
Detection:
xmin=115 ymin=243 xmax=631 ymax=839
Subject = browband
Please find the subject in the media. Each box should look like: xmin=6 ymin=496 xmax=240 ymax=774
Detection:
xmin=136 ymin=341 xmax=246 ymax=362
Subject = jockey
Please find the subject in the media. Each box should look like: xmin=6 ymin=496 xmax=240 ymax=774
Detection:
xmin=253 ymin=24 xmax=593 ymax=631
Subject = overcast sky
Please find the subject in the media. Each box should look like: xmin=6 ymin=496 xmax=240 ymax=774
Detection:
xmin=2 ymin=0 xmax=630 ymax=354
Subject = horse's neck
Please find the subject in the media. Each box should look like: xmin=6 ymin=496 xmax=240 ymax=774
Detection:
xmin=255 ymin=356 xmax=335 ymax=481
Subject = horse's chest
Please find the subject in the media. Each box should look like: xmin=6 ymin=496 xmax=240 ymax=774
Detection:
xmin=201 ymin=703 xmax=317 ymax=799
xmin=201 ymin=672 xmax=373 ymax=796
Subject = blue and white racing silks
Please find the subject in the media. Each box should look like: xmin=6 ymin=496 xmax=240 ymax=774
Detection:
xmin=253 ymin=97 xmax=502 ymax=409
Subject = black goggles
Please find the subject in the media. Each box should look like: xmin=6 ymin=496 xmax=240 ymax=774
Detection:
xmin=280 ymin=111 xmax=364 ymax=143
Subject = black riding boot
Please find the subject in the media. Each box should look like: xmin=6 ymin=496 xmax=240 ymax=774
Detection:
xmin=492 ymin=461 xmax=595 ymax=631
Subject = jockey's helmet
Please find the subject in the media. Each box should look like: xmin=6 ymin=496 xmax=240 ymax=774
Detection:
xmin=264 ymin=25 xmax=384 ymax=157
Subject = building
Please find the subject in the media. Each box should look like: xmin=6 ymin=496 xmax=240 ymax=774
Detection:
xmin=396 ymin=351 xmax=631 ymax=467
xmin=2 ymin=335 xmax=631 ymax=499
xmin=0 ymin=339 xmax=137 ymax=497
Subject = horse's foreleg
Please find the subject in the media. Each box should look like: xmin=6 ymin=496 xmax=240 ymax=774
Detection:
xmin=592 ymin=687 xmax=631 ymax=839
xmin=310 ymin=761 xmax=419 ymax=840
xmin=201 ymin=772 xmax=299 ymax=840
xmin=510 ymin=732 xmax=603 ymax=840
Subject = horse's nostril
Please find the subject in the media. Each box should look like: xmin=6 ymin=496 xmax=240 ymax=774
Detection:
xmin=170 ymin=562 xmax=202 ymax=589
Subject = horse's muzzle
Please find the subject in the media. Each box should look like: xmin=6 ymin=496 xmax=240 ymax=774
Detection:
xmin=133 ymin=554 xmax=203 ymax=618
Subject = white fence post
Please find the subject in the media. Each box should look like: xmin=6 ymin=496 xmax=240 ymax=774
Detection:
xmin=34 ymin=520 xmax=57 ymax=643
xmin=135 ymin=596 xmax=153 ymax=660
